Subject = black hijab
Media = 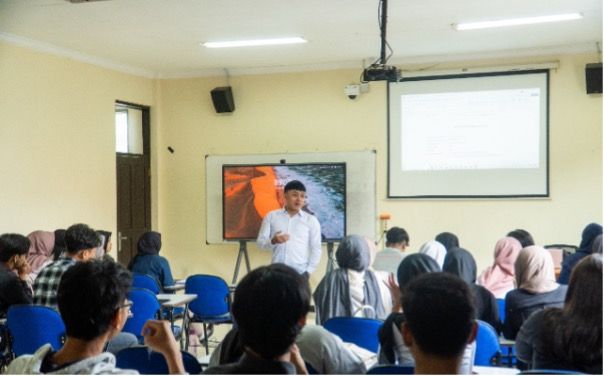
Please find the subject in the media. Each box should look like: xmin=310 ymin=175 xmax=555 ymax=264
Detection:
xmin=52 ymin=229 xmax=66 ymax=261
xmin=435 ymin=232 xmax=460 ymax=252
xmin=397 ymin=253 xmax=441 ymax=290
xmin=442 ymin=247 xmax=477 ymax=284
xmin=578 ymin=223 xmax=603 ymax=254
xmin=128 ymin=231 xmax=162 ymax=269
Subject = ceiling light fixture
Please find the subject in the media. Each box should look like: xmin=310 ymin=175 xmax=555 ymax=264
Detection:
xmin=453 ymin=13 xmax=583 ymax=31
xmin=203 ymin=37 xmax=306 ymax=48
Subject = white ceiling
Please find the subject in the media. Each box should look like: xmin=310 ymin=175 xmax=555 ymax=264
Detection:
xmin=0 ymin=0 xmax=601 ymax=78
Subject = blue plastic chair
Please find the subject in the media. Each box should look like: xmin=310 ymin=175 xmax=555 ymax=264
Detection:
xmin=367 ymin=365 xmax=415 ymax=374
xmin=122 ymin=288 xmax=161 ymax=342
xmin=322 ymin=317 xmax=383 ymax=353
xmin=115 ymin=346 xmax=201 ymax=374
xmin=497 ymin=298 xmax=506 ymax=324
xmin=474 ymin=320 xmax=501 ymax=366
xmin=132 ymin=273 xmax=162 ymax=294
xmin=6 ymin=305 xmax=66 ymax=357
xmin=520 ymin=370 xmax=585 ymax=375
xmin=184 ymin=274 xmax=232 ymax=354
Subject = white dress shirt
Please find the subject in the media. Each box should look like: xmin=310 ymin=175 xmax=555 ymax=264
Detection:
xmin=256 ymin=208 xmax=322 ymax=274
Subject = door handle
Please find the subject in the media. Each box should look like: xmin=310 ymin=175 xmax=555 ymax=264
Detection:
xmin=117 ymin=232 xmax=128 ymax=253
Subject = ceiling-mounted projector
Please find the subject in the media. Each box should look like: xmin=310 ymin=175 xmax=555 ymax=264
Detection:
xmin=363 ymin=64 xmax=400 ymax=82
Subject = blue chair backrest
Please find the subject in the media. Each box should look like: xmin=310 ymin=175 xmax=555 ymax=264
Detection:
xmin=185 ymin=274 xmax=230 ymax=317
xmin=122 ymin=288 xmax=161 ymax=341
xmin=132 ymin=273 xmax=161 ymax=294
xmin=115 ymin=346 xmax=201 ymax=374
xmin=7 ymin=305 xmax=66 ymax=356
xmin=475 ymin=320 xmax=501 ymax=366
xmin=520 ymin=370 xmax=585 ymax=375
xmin=367 ymin=365 xmax=415 ymax=374
xmin=497 ymin=298 xmax=506 ymax=324
xmin=323 ymin=317 xmax=383 ymax=353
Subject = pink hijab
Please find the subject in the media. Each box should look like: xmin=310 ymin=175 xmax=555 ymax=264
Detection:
xmin=515 ymin=245 xmax=559 ymax=294
xmin=478 ymin=237 xmax=522 ymax=298
xmin=26 ymin=230 xmax=55 ymax=273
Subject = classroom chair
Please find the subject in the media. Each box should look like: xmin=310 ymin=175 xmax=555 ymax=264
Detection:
xmin=6 ymin=305 xmax=66 ymax=357
xmin=122 ymin=288 xmax=161 ymax=343
xmin=115 ymin=346 xmax=202 ymax=374
xmin=520 ymin=370 xmax=585 ymax=375
xmin=366 ymin=365 xmax=415 ymax=374
xmin=322 ymin=317 xmax=383 ymax=353
xmin=184 ymin=274 xmax=232 ymax=355
xmin=474 ymin=320 xmax=501 ymax=366
xmin=132 ymin=273 xmax=162 ymax=294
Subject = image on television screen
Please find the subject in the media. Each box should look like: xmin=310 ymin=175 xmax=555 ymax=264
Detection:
xmin=222 ymin=163 xmax=346 ymax=241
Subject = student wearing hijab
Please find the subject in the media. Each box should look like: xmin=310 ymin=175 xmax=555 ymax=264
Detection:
xmin=418 ymin=240 xmax=446 ymax=269
xmin=558 ymin=223 xmax=603 ymax=284
xmin=313 ymin=235 xmax=385 ymax=325
xmin=97 ymin=230 xmax=114 ymax=262
xmin=477 ymin=237 xmax=523 ymax=299
xmin=51 ymin=229 xmax=66 ymax=261
xmin=128 ymin=231 xmax=174 ymax=289
xmin=503 ymin=246 xmax=568 ymax=340
xmin=443 ymin=247 xmax=500 ymax=332
xmin=435 ymin=232 xmax=459 ymax=252
xmin=516 ymin=254 xmax=602 ymax=374
xmin=593 ymin=234 xmax=603 ymax=254
xmin=25 ymin=230 xmax=55 ymax=287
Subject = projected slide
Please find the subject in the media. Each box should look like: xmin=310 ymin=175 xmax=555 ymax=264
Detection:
xmin=400 ymin=88 xmax=540 ymax=171
xmin=223 ymin=163 xmax=346 ymax=240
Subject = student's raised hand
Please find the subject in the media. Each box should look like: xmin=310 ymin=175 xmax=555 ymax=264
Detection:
xmin=385 ymin=273 xmax=402 ymax=313
xmin=271 ymin=231 xmax=290 ymax=244
xmin=289 ymin=343 xmax=308 ymax=375
xmin=142 ymin=320 xmax=185 ymax=374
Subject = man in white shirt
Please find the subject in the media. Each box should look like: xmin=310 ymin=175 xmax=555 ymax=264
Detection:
xmin=256 ymin=180 xmax=322 ymax=278
xmin=373 ymin=227 xmax=409 ymax=275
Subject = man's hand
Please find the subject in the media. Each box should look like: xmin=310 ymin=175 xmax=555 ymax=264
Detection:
xmin=271 ymin=231 xmax=290 ymax=244
xmin=142 ymin=320 xmax=185 ymax=374
xmin=289 ymin=344 xmax=308 ymax=375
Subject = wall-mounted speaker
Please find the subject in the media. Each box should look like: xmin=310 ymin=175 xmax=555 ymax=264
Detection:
xmin=585 ymin=63 xmax=602 ymax=94
xmin=210 ymin=86 xmax=235 ymax=113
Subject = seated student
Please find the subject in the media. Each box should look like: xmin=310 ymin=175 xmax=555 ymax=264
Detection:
xmin=209 ymin=325 xmax=370 ymax=374
xmin=203 ymin=264 xmax=309 ymax=374
xmin=33 ymin=224 xmax=99 ymax=309
xmin=477 ymin=237 xmax=523 ymax=299
xmin=51 ymin=229 xmax=67 ymax=261
xmin=97 ymin=230 xmax=115 ymax=262
xmin=558 ymin=222 xmax=602 ymax=284
xmin=401 ymin=273 xmax=478 ymax=375
xmin=593 ymin=234 xmax=603 ymax=254
xmin=418 ymin=240 xmax=446 ymax=269
xmin=25 ymin=230 xmax=55 ymax=288
xmin=313 ymin=235 xmax=385 ymax=324
xmin=434 ymin=231 xmax=459 ymax=252
xmin=503 ymin=246 xmax=568 ymax=340
xmin=0 ymin=234 xmax=32 ymax=317
xmin=6 ymin=260 xmax=184 ymax=374
xmin=507 ymin=229 xmax=535 ymax=248
xmin=128 ymin=231 xmax=174 ymax=289
xmin=373 ymin=227 xmax=409 ymax=275
xmin=443 ymin=247 xmax=500 ymax=332
xmin=516 ymin=254 xmax=602 ymax=374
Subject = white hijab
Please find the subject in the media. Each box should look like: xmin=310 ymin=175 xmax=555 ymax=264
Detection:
xmin=418 ymin=240 xmax=447 ymax=269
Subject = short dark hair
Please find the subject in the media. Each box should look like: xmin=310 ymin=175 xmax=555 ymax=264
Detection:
xmin=57 ymin=260 xmax=131 ymax=340
xmin=403 ymin=273 xmax=475 ymax=358
xmin=0 ymin=234 xmax=30 ymax=262
xmin=506 ymin=229 xmax=534 ymax=248
xmin=284 ymin=180 xmax=306 ymax=193
xmin=65 ymin=224 xmax=100 ymax=254
xmin=386 ymin=227 xmax=409 ymax=246
xmin=232 ymin=264 xmax=310 ymax=359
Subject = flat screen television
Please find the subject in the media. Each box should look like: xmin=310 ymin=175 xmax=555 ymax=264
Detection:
xmin=222 ymin=163 xmax=346 ymax=241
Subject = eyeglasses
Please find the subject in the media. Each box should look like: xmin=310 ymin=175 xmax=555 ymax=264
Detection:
xmin=118 ymin=299 xmax=134 ymax=318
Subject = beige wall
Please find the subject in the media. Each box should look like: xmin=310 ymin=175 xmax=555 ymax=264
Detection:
xmin=0 ymin=42 xmax=156 ymax=254
xmin=1 ymin=40 xmax=601 ymax=287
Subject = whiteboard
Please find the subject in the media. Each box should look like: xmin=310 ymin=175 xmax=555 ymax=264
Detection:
xmin=205 ymin=151 xmax=376 ymax=244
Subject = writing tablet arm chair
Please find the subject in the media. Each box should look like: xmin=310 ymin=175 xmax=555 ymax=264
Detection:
xmin=115 ymin=346 xmax=202 ymax=374
xmin=6 ymin=305 xmax=66 ymax=358
xmin=132 ymin=273 xmax=162 ymax=294
xmin=474 ymin=320 xmax=502 ymax=366
xmin=122 ymin=288 xmax=162 ymax=343
xmin=184 ymin=274 xmax=233 ymax=355
xmin=323 ymin=317 xmax=383 ymax=353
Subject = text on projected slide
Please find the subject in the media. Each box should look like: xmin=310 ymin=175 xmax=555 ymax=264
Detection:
xmin=400 ymin=88 xmax=540 ymax=171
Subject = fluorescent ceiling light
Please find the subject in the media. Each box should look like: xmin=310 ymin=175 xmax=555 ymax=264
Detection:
xmin=203 ymin=37 xmax=307 ymax=48
xmin=453 ymin=13 xmax=583 ymax=31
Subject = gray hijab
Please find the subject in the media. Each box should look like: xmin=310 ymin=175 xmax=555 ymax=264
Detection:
xmin=336 ymin=235 xmax=370 ymax=272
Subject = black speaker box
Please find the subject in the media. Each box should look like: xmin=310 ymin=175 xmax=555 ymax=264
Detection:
xmin=210 ymin=86 xmax=235 ymax=113
xmin=585 ymin=63 xmax=602 ymax=94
